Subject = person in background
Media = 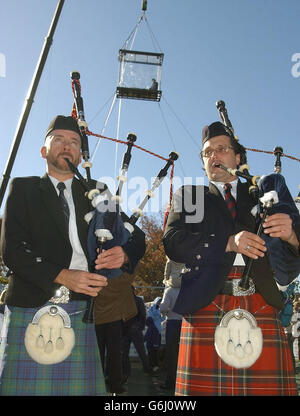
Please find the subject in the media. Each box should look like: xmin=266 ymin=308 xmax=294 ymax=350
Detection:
xmin=159 ymin=257 xmax=183 ymax=393
xmin=291 ymin=298 xmax=300 ymax=373
xmin=149 ymin=78 xmax=158 ymax=91
xmin=0 ymin=217 xmax=5 ymax=322
xmin=144 ymin=297 xmax=163 ymax=372
xmin=93 ymin=219 xmax=146 ymax=395
xmin=121 ymin=286 xmax=151 ymax=383
xmin=93 ymin=274 xmax=141 ymax=395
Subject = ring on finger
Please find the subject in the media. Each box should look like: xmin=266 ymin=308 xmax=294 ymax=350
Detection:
xmin=246 ymin=244 xmax=251 ymax=251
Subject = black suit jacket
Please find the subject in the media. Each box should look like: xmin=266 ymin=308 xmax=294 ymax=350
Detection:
xmin=1 ymin=174 xmax=145 ymax=307
xmin=163 ymin=181 xmax=284 ymax=313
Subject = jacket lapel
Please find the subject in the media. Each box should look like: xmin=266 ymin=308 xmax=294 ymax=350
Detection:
xmin=39 ymin=174 xmax=69 ymax=241
xmin=236 ymin=181 xmax=257 ymax=230
xmin=208 ymin=182 xmax=234 ymax=223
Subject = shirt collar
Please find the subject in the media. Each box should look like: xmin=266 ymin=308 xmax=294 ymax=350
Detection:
xmin=48 ymin=174 xmax=73 ymax=194
xmin=211 ymin=179 xmax=238 ymax=199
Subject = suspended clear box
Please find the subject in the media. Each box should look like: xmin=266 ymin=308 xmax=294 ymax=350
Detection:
xmin=116 ymin=49 xmax=164 ymax=102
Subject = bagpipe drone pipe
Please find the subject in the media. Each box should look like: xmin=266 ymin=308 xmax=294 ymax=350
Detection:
xmin=68 ymin=71 xmax=178 ymax=323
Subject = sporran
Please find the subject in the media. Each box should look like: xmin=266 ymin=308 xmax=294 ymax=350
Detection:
xmin=214 ymin=308 xmax=263 ymax=369
xmin=24 ymin=303 xmax=75 ymax=365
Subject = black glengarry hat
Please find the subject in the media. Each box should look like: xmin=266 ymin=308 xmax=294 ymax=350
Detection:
xmin=201 ymin=121 xmax=233 ymax=146
xmin=45 ymin=115 xmax=81 ymax=139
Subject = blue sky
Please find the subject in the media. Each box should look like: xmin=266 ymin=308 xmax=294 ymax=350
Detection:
xmin=1 ymin=0 xmax=300 ymax=217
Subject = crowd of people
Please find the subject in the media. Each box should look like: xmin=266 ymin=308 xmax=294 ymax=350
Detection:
xmin=0 ymin=114 xmax=300 ymax=397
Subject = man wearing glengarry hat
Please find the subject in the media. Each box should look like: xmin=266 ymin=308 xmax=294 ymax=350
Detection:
xmin=0 ymin=115 xmax=145 ymax=396
xmin=163 ymin=121 xmax=300 ymax=396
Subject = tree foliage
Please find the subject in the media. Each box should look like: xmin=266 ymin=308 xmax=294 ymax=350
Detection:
xmin=132 ymin=213 xmax=166 ymax=302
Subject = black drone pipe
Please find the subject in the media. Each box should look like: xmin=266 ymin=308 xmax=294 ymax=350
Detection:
xmin=70 ymin=71 xmax=92 ymax=184
xmin=238 ymin=198 xmax=274 ymax=290
xmin=216 ymin=99 xmax=259 ymax=203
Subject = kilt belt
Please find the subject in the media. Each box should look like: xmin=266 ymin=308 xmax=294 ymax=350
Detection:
xmin=219 ymin=278 xmax=256 ymax=296
xmin=219 ymin=265 xmax=256 ymax=296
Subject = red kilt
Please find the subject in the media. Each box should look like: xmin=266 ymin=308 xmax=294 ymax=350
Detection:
xmin=175 ymin=267 xmax=298 ymax=396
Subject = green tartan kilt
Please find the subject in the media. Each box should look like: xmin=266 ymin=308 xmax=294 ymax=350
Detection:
xmin=0 ymin=301 xmax=106 ymax=396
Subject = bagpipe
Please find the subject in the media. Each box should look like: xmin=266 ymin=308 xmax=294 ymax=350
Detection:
xmin=215 ymin=100 xmax=300 ymax=292
xmin=68 ymin=71 xmax=178 ymax=323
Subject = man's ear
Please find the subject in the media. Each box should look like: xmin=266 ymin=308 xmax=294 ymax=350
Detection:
xmin=235 ymin=152 xmax=241 ymax=167
xmin=41 ymin=145 xmax=47 ymax=160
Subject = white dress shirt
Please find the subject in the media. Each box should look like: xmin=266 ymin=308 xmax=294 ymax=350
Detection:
xmin=48 ymin=175 xmax=89 ymax=271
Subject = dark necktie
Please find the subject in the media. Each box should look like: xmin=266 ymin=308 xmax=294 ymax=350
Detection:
xmin=224 ymin=183 xmax=237 ymax=220
xmin=57 ymin=182 xmax=70 ymax=226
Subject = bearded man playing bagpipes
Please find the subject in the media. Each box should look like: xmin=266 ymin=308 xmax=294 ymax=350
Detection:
xmin=0 ymin=115 xmax=146 ymax=396
xmin=163 ymin=121 xmax=300 ymax=396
